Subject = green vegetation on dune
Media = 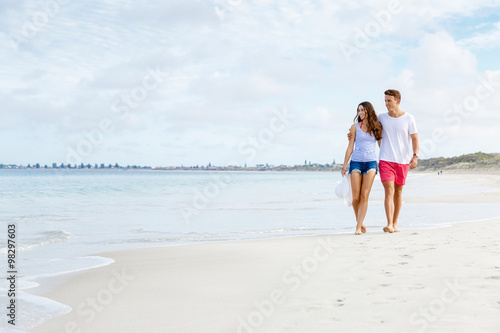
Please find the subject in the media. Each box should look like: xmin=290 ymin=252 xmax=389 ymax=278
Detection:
xmin=418 ymin=152 xmax=500 ymax=171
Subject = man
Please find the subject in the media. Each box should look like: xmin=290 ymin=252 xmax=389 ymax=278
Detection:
xmin=378 ymin=89 xmax=419 ymax=233
xmin=347 ymin=89 xmax=419 ymax=233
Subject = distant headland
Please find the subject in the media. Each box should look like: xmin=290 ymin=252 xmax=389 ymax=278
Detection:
xmin=416 ymin=152 xmax=500 ymax=172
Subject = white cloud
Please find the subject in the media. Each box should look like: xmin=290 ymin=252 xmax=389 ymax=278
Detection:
xmin=459 ymin=21 xmax=500 ymax=49
xmin=408 ymin=31 xmax=478 ymax=89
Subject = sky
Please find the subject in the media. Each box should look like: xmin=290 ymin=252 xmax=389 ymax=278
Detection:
xmin=1 ymin=0 xmax=500 ymax=167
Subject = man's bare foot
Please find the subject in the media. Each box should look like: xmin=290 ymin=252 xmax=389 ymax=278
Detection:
xmin=383 ymin=226 xmax=394 ymax=233
xmin=361 ymin=225 xmax=367 ymax=233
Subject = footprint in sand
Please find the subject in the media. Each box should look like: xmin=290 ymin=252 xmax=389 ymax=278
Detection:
xmin=304 ymin=304 xmax=322 ymax=312
xmin=409 ymin=284 xmax=425 ymax=290
xmin=334 ymin=299 xmax=345 ymax=307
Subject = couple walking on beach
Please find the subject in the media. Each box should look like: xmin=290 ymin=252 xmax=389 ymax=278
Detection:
xmin=341 ymin=89 xmax=419 ymax=235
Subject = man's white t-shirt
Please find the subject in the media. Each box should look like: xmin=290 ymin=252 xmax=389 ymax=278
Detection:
xmin=378 ymin=112 xmax=418 ymax=164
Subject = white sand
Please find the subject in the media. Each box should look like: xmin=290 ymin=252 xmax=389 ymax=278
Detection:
xmin=29 ymin=174 xmax=500 ymax=333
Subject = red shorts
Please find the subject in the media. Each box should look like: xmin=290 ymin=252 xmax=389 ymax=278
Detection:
xmin=379 ymin=160 xmax=409 ymax=185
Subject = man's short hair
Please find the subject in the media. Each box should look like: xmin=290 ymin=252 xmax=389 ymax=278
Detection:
xmin=384 ymin=89 xmax=401 ymax=102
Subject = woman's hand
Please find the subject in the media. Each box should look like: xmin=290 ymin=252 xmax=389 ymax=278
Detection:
xmin=341 ymin=167 xmax=347 ymax=177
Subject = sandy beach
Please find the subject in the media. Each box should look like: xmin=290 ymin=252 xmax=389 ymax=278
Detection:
xmin=29 ymin=173 xmax=500 ymax=333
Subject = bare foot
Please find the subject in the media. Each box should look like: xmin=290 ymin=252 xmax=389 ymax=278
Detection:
xmin=394 ymin=227 xmax=400 ymax=232
xmin=383 ymin=226 xmax=394 ymax=233
xmin=355 ymin=229 xmax=363 ymax=235
xmin=361 ymin=225 xmax=367 ymax=233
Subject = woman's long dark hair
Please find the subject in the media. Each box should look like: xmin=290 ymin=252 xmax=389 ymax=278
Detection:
xmin=353 ymin=101 xmax=383 ymax=141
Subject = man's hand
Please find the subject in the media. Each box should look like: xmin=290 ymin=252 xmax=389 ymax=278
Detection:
xmin=410 ymin=156 xmax=418 ymax=169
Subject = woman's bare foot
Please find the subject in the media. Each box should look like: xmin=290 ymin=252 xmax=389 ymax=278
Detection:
xmin=393 ymin=227 xmax=400 ymax=232
xmin=361 ymin=225 xmax=367 ymax=233
xmin=383 ymin=226 xmax=394 ymax=233
xmin=355 ymin=229 xmax=363 ymax=235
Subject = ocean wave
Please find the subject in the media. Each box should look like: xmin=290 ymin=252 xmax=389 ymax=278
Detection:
xmin=129 ymin=228 xmax=173 ymax=234
xmin=0 ymin=230 xmax=73 ymax=254
xmin=0 ymin=290 xmax=71 ymax=332
xmin=22 ymin=256 xmax=115 ymax=281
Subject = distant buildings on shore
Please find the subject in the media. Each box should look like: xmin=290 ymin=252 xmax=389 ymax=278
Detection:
xmin=0 ymin=162 xmax=341 ymax=172
xmin=3 ymin=152 xmax=498 ymax=171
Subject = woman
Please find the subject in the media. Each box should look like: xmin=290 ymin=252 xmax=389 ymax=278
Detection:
xmin=341 ymin=102 xmax=383 ymax=235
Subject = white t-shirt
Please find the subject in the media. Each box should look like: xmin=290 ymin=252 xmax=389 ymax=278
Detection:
xmin=378 ymin=112 xmax=418 ymax=164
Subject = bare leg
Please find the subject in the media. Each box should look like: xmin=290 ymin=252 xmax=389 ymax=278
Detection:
xmin=356 ymin=171 xmax=376 ymax=233
xmin=350 ymin=172 xmax=362 ymax=234
xmin=382 ymin=181 xmax=395 ymax=232
xmin=392 ymin=184 xmax=404 ymax=232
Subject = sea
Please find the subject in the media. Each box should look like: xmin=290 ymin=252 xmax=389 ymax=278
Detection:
xmin=0 ymin=168 xmax=499 ymax=332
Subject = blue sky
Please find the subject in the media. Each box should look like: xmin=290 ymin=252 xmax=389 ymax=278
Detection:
xmin=1 ymin=0 xmax=500 ymax=167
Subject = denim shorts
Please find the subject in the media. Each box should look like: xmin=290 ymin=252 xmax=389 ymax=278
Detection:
xmin=349 ymin=160 xmax=378 ymax=175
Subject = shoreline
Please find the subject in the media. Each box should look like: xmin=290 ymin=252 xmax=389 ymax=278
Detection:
xmin=25 ymin=212 xmax=500 ymax=293
xmin=29 ymin=217 xmax=500 ymax=333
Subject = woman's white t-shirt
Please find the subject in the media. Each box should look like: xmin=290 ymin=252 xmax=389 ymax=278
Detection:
xmin=378 ymin=112 xmax=418 ymax=164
